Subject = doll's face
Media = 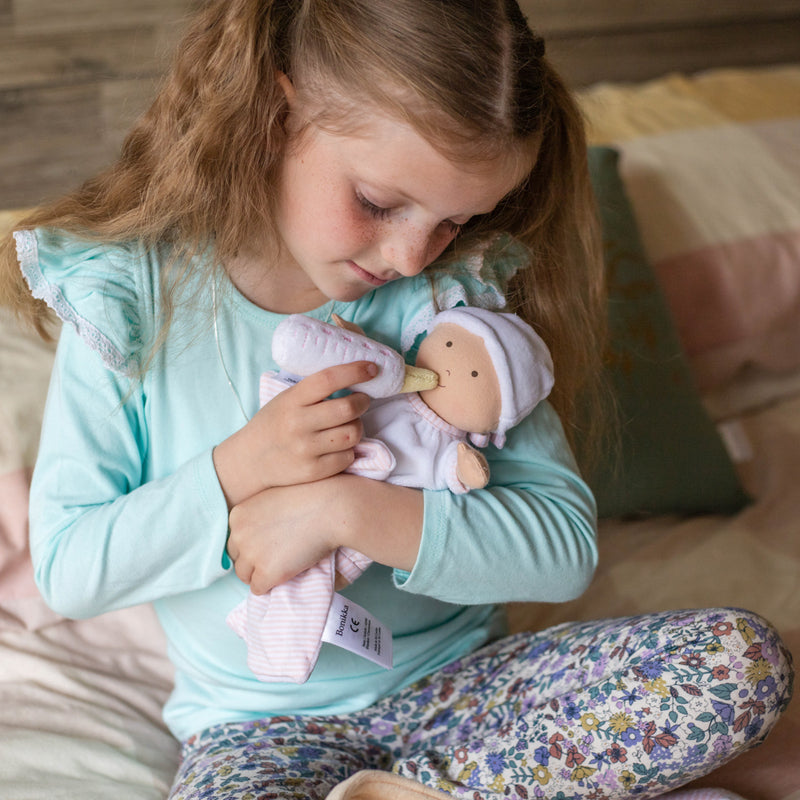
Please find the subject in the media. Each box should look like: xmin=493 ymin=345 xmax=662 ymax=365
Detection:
xmin=415 ymin=323 xmax=501 ymax=433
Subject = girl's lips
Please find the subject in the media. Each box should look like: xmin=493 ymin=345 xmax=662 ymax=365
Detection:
xmin=348 ymin=260 xmax=389 ymax=287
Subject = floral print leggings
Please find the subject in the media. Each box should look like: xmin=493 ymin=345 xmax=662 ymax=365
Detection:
xmin=169 ymin=608 xmax=793 ymax=800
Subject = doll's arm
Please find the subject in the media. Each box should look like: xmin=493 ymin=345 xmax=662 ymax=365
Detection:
xmin=455 ymin=442 xmax=490 ymax=490
xmin=434 ymin=440 xmax=488 ymax=494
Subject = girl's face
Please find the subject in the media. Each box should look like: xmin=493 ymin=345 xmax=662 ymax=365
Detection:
xmin=245 ymin=105 xmax=531 ymax=313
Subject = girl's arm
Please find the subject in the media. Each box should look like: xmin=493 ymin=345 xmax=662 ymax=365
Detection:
xmin=225 ymin=476 xmax=423 ymax=594
xmin=394 ymin=401 xmax=599 ymax=605
xmin=29 ymin=327 xmax=232 ymax=619
xmin=35 ymin=322 xmax=594 ymax=616
xmin=228 ymin=400 xmax=597 ymax=605
xmin=31 ymin=326 xmax=388 ymax=617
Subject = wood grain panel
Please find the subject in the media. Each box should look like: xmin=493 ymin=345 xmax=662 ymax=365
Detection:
xmin=0 ymin=27 xmax=162 ymax=91
xmin=0 ymin=84 xmax=164 ymax=208
xmin=546 ymin=18 xmax=800 ymax=86
xmin=11 ymin=0 xmax=197 ymax=35
xmin=101 ymin=77 xmax=161 ymax=143
xmin=0 ymin=0 xmax=196 ymax=207
xmin=1 ymin=82 xmax=121 ymax=208
xmin=521 ymin=0 xmax=800 ymax=34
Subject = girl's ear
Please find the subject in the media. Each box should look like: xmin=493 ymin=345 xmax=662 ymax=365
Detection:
xmin=276 ymin=72 xmax=297 ymax=107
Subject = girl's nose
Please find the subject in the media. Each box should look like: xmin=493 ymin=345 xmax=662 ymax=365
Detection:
xmin=380 ymin=232 xmax=431 ymax=277
xmin=380 ymin=221 xmax=454 ymax=278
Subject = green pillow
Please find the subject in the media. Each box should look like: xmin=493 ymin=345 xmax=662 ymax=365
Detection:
xmin=585 ymin=147 xmax=749 ymax=518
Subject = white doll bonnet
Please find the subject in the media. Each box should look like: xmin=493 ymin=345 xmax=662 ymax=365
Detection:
xmin=428 ymin=306 xmax=554 ymax=448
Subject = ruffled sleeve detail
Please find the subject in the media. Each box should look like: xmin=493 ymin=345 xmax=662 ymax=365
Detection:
xmin=399 ymin=234 xmax=528 ymax=354
xmin=14 ymin=228 xmax=149 ymax=376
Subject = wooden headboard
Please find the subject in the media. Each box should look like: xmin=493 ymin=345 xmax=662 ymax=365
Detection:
xmin=2 ymin=0 xmax=799 ymax=208
xmin=523 ymin=0 xmax=800 ymax=86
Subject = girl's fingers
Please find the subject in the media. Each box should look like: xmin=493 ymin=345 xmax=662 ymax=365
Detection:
xmin=292 ymin=361 xmax=377 ymax=406
xmin=313 ymin=449 xmax=359 ymax=480
xmin=244 ymin=361 xmax=374 ymax=490
xmin=303 ymin=392 xmax=370 ymax=438
xmin=233 ymin=560 xmax=254 ymax=586
xmin=309 ymin=419 xmax=364 ymax=457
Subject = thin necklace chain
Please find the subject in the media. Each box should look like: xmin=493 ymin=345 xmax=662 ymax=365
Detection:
xmin=211 ymin=280 xmax=337 ymax=425
xmin=212 ymin=280 xmax=250 ymax=423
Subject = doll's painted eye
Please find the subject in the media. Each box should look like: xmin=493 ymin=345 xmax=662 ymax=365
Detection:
xmin=446 ymin=341 xmax=453 ymax=347
xmin=471 ymin=371 xmax=479 ymax=377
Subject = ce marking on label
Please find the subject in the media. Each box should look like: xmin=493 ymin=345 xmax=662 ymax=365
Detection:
xmin=350 ymin=618 xmax=361 ymax=633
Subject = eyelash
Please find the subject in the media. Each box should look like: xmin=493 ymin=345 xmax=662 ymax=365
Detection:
xmin=356 ymin=192 xmax=392 ymax=221
xmin=355 ymin=192 xmax=461 ymax=235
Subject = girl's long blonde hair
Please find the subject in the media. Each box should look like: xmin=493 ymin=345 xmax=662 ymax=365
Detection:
xmin=0 ymin=0 xmax=607 ymax=460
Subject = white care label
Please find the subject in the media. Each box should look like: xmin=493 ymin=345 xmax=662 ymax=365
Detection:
xmin=321 ymin=592 xmax=393 ymax=669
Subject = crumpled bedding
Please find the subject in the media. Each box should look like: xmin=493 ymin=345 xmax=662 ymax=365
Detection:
xmin=0 ymin=605 xmax=178 ymax=798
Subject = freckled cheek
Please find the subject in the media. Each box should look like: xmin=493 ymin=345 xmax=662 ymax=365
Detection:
xmin=343 ymin=209 xmax=380 ymax=248
xmin=310 ymin=197 xmax=377 ymax=253
xmin=428 ymin=228 xmax=457 ymax=262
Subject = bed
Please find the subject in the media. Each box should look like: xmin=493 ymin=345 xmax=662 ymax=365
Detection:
xmin=1 ymin=4 xmax=799 ymax=798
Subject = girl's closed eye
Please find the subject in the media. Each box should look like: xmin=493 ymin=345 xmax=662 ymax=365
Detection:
xmin=356 ymin=191 xmax=392 ymax=221
xmin=356 ymin=190 xmax=462 ymax=236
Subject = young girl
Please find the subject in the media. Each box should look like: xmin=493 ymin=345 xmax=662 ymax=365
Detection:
xmin=1 ymin=1 xmax=792 ymax=798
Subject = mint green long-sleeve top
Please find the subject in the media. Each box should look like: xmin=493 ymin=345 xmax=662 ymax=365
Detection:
xmin=16 ymin=228 xmax=598 ymax=741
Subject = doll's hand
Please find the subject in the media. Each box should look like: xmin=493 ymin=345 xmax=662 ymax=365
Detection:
xmin=456 ymin=442 xmax=490 ymax=490
xmin=213 ymin=361 xmax=376 ymax=507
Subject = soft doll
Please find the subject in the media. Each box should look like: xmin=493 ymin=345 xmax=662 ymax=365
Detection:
xmin=226 ymin=307 xmax=554 ymax=683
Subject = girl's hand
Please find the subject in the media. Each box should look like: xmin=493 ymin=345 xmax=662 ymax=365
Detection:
xmin=213 ymin=361 xmax=377 ymax=507
xmin=226 ymin=474 xmax=424 ymax=594
xmin=226 ymin=480 xmax=339 ymax=594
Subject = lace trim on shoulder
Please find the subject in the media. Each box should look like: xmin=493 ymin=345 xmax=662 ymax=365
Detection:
xmin=14 ymin=230 xmax=135 ymax=375
xmin=400 ymin=251 xmax=510 ymax=354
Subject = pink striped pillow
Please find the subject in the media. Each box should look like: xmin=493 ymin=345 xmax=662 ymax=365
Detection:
xmin=581 ymin=66 xmax=800 ymax=394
